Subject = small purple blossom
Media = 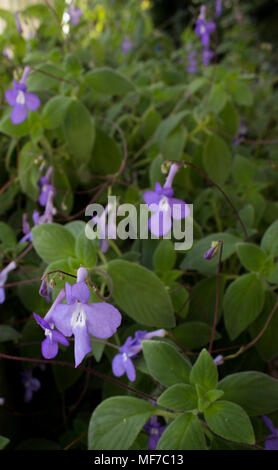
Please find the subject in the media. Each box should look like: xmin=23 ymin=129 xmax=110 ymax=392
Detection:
xmin=5 ymin=66 xmax=40 ymax=125
xmin=187 ymin=50 xmax=198 ymax=74
xmin=68 ymin=3 xmax=83 ymax=25
xmin=213 ymin=354 xmax=224 ymax=366
xmin=143 ymin=164 xmax=190 ymax=237
xmin=34 ymin=313 xmax=70 ymax=359
xmin=262 ymin=415 xmax=278 ymax=450
xmin=38 ymin=166 xmax=54 ymax=207
xmin=45 ymin=267 xmax=122 ymax=367
xmin=233 ymin=121 xmax=247 ymax=146
xmin=204 ymin=241 xmax=221 ymax=260
xmin=21 ymin=370 xmax=41 ymax=403
xmin=215 ymin=0 xmax=222 ymax=18
xmin=39 ymin=278 xmax=53 ymax=303
xmin=0 ymin=261 xmax=17 ymax=304
xmin=112 ymin=329 xmax=166 ymax=382
xmin=144 ymin=415 xmax=167 ymax=450
xmin=0 ymin=397 xmax=4 ymax=406
xmin=14 ymin=11 xmax=23 ymax=34
xmin=122 ymin=37 xmax=133 ymax=54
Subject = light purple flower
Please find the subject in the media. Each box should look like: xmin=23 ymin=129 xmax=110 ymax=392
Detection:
xmin=202 ymin=48 xmax=214 ymax=66
xmin=45 ymin=268 xmax=122 ymax=367
xmin=143 ymin=164 xmax=190 ymax=237
xmin=112 ymin=329 xmax=166 ymax=382
xmin=34 ymin=313 xmax=70 ymax=359
xmin=213 ymin=354 xmax=224 ymax=365
xmin=68 ymin=2 xmax=83 ymax=25
xmin=5 ymin=66 xmax=40 ymax=125
xmin=19 ymin=211 xmax=39 ymax=243
xmin=92 ymin=202 xmax=117 ymax=253
xmin=262 ymin=415 xmax=278 ymax=450
xmin=195 ymin=19 xmax=216 ymax=47
xmin=38 ymin=166 xmax=54 ymax=207
xmin=0 ymin=397 xmax=4 ymax=406
xmin=21 ymin=370 xmax=40 ymax=403
xmin=215 ymin=0 xmax=222 ymax=18
xmin=14 ymin=11 xmax=23 ymax=34
xmin=39 ymin=278 xmax=52 ymax=303
xmin=0 ymin=261 xmax=16 ymax=304
xmin=122 ymin=37 xmax=133 ymax=54
xmin=144 ymin=415 xmax=167 ymax=450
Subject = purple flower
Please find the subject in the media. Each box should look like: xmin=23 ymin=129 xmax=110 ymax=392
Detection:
xmin=33 ymin=313 xmax=70 ymax=359
xmin=92 ymin=202 xmax=117 ymax=254
xmin=213 ymin=354 xmax=224 ymax=365
xmin=0 ymin=261 xmax=16 ymax=304
xmin=19 ymin=211 xmax=40 ymax=243
xmin=122 ymin=37 xmax=133 ymax=54
xmin=38 ymin=166 xmax=54 ymax=207
xmin=233 ymin=122 xmax=247 ymax=146
xmin=262 ymin=415 xmax=278 ymax=450
xmin=215 ymin=0 xmax=222 ymax=18
xmin=0 ymin=397 xmax=4 ymax=406
xmin=143 ymin=164 xmax=190 ymax=237
xmin=21 ymin=370 xmax=40 ymax=403
xmin=45 ymin=267 xmax=122 ymax=367
xmin=195 ymin=5 xmax=216 ymax=47
xmin=112 ymin=329 xmax=166 ymax=382
xmin=14 ymin=11 xmax=23 ymax=34
xmin=202 ymin=48 xmax=214 ymax=66
xmin=5 ymin=67 xmax=40 ymax=124
xmin=68 ymin=3 xmax=83 ymax=25
xmin=144 ymin=416 xmax=167 ymax=450
xmin=204 ymin=241 xmax=220 ymax=260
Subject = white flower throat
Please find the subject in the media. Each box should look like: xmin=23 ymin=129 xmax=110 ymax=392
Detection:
xmin=159 ymin=196 xmax=170 ymax=212
xmin=71 ymin=303 xmax=86 ymax=328
xmin=16 ymin=90 xmax=26 ymax=105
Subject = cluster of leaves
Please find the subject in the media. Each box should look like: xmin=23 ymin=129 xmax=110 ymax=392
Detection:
xmin=0 ymin=0 xmax=278 ymax=451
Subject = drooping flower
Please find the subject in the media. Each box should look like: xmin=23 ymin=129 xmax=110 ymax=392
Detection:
xmin=0 ymin=261 xmax=17 ymax=304
xmin=19 ymin=211 xmax=40 ymax=243
xmin=215 ymin=0 xmax=223 ymax=18
xmin=68 ymin=2 xmax=83 ymax=25
xmin=5 ymin=66 xmax=40 ymax=124
xmin=33 ymin=313 xmax=70 ymax=359
xmin=21 ymin=370 xmax=41 ymax=403
xmin=122 ymin=37 xmax=133 ymax=54
xmin=112 ymin=329 xmax=166 ymax=382
xmin=204 ymin=241 xmax=221 ymax=260
xmin=39 ymin=278 xmax=52 ymax=303
xmin=195 ymin=5 xmax=216 ymax=48
xmin=14 ymin=11 xmax=23 ymax=34
xmin=213 ymin=354 xmax=224 ymax=366
xmin=144 ymin=416 xmax=167 ymax=450
xmin=262 ymin=415 xmax=278 ymax=450
xmin=92 ymin=202 xmax=117 ymax=253
xmin=45 ymin=267 xmax=122 ymax=367
xmin=143 ymin=163 xmax=190 ymax=237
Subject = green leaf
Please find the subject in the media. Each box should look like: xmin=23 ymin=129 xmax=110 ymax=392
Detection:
xmin=204 ymin=401 xmax=255 ymax=444
xmin=0 ymin=113 xmax=31 ymax=138
xmin=180 ymin=232 xmax=242 ymax=274
xmin=189 ymin=348 xmax=218 ymax=391
xmin=75 ymin=231 xmax=97 ymax=268
xmin=232 ymin=154 xmax=254 ymax=186
xmin=224 ymin=273 xmax=265 ymax=340
xmin=85 ymin=68 xmax=135 ymax=95
xmin=153 ymin=240 xmax=176 ymax=272
xmin=88 ymin=396 xmax=155 ymax=450
xmin=161 ymin=126 xmax=187 ymax=161
xmin=203 ymin=135 xmax=231 ymax=186
xmin=107 ymin=260 xmax=175 ymax=327
xmin=32 ymin=223 xmax=76 ymax=264
xmin=207 ymin=83 xmax=228 ymax=114
xmin=90 ymin=127 xmax=122 ymax=175
xmin=173 ymin=321 xmax=220 ymax=350
xmin=219 ymin=100 xmax=239 ymax=137
xmin=249 ymin=291 xmax=278 ymax=361
xmin=230 ymin=81 xmax=253 ymax=107
xmin=157 ymin=384 xmax=198 ymax=411
xmin=142 ymin=340 xmax=191 ymax=386
xmin=261 ymin=220 xmax=278 ymax=257
xmin=157 ymin=413 xmax=207 ymax=450
xmin=26 ymin=64 xmax=65 ymax=91
xmin=65 ymin=221 xmax=86 ymax=239
xmin=217 ymin=371 xmax=278 ymax=416
xmin=154 ymin=110 xmax=188 ymax=146
xmin=188 ymin=276 xmax=225 ymax=325
xmin=18 ymin=142 xmax=40 ymax=200
xmin=0 ymin=222 xmax=17 ymax=249
xmin=63 ymin=99 xmax=95 ymax=167
xmin=236 ymin=243 xmax=268 ymax=272
xmin=0 ymin=436 xmax=10 ymax=450
xmin=42 ymin=96 xmax=71 ymax=129
xmin=0 ymin=325 xmax=21 ymax=342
